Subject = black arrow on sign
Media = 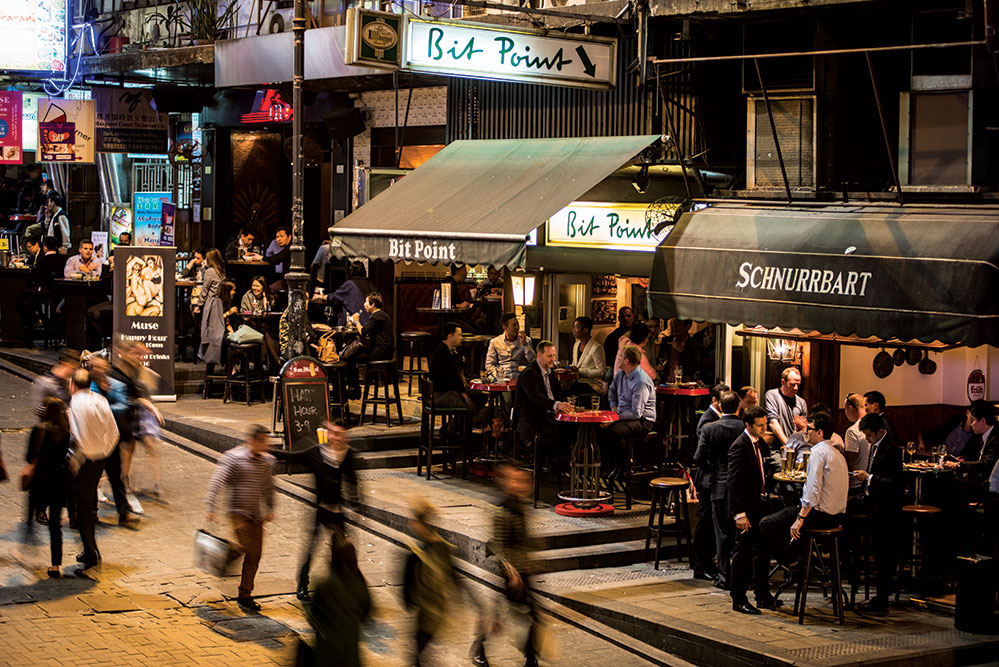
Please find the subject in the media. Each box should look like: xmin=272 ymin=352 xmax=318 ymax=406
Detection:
xmin=575 ymin=45 xmax=596 ymax=78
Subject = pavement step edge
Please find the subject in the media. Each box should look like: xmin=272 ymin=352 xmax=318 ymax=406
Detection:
xmin=158 ymin=428 xmax=679 ymax=666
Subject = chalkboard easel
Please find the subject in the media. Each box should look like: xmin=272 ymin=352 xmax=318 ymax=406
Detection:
xmin=280 ymin=356 xmax=331 ymax=474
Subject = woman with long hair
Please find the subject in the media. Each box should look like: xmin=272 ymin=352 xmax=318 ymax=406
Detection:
xmin=240 ymin=275 xmax=271 ymax=315
xmin=27 ymin=396 xmax=72 ymax=577
xmin=198 ymin=249 xmax=227 ymax=370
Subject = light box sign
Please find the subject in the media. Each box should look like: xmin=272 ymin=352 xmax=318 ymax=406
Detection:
xmin=38 ymin=98 xmax=95 ymax=163
xmin=0 ymin=0 xmax=68 ymax=73
xmin=95 ymin=89 xmax=168 ymax=154
xmin=0 ymin=91 xmax=23 ymax=164
xmin=402 ymin=18 xmax=616 ymax=90
xmin=133 ymin=192 xmax=172 ymax=246
xmin=546 ymin=202 xmax=668 ymax=252
xmin=21 ymin=92 xmax=43 ymax=152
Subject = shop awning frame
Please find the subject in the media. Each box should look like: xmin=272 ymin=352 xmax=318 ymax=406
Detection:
xmin=648 ymin=203 xmax=999 ymax=347
xmin=328 ymin=135 xmax=661 ymax=270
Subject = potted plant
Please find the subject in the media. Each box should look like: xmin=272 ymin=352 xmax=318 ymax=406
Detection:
xmin=186 ymin=0 xmax=240 ymax=44
xmin=143 ymin=4 xmax=190 ymax=47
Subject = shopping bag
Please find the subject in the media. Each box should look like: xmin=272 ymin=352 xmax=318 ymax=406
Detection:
xmin=193 ymin=528 xmax=244 ymax=576
xmin=228 ymin=324 xmax=264 ymax=344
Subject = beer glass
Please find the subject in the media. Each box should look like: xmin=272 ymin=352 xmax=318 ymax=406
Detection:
xmin=590 ymin=395 xmax=601 ymax=412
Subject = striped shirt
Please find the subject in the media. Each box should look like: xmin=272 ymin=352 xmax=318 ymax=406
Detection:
xmin=205 ymin=445 xmax=276 ymax=520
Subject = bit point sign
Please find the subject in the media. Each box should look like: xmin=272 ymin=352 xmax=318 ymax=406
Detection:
xmin=401 ymin=18 xmax=616 ymax=89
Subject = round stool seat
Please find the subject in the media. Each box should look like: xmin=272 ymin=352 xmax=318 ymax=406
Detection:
xmin=801 ymin=526 xmax=844 ymax=536
xmin=367 ymin=359 xmax=397 ymax=368
xmin=650 ymin=476 xmax=689 ymax=490
xmin=401 ymin=330 xmax=431 ymax=339
xmin=901 ymin=504 xmax=942 ymax=514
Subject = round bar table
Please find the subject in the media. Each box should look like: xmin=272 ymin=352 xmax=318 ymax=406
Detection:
xmin=554 ymin=409 xmax=618 ymax=517
xmin=903 ymin=462 xmax=954 ymax=505
xmin=656 ymin=386 xmax=709 ymax=465
xmin=468 ymin=379 xmax=516 ymax=466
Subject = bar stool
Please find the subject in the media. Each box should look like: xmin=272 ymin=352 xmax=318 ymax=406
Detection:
xmin=323 ymin=361 xmax=352 ymax=426
xmin=360 ymin=359 xmax=404 ymax=426
xmin=618 ymin=431 xmax=661 ymax=510
xmin=847 ymin=513 xmax=872 ymax=605
xmin=644 ymin=476 xmax=690 ymax=569
xmin=399 ymin=331 xmax=432 ymax=396
xmin=202 ymin=362 xmax=228 ymax=399
xmin=418 ymin=376 xmax=470 ymax=479
xmin=895 ymin=504 xmax=942 ymax=601
xmin=794 ymin=525 xmax=846 ymax=625
xmin=224 ymin=342 xmax=265 ymax=405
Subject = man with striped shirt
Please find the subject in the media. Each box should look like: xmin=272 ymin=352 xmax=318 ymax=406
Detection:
xmin=205 ymin=424 xmax=276 ymax=611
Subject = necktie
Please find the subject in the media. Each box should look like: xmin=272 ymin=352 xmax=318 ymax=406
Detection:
xmin=754 ymin=442 xmax=766 ymax=495
xmin=868 ymin=442 xmax=878 ymax=473
xmin=542 ymin=370 xmax=553 ymax=401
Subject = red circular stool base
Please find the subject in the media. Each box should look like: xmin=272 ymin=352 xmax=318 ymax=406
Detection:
xmin=554 ymin=503 xmax=615 ymax=517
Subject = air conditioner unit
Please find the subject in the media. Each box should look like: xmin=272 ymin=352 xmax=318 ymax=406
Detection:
xmin=266 ymin=8 xmax=296 ymax=34
xmin=745 ymin=96 xmax=817 ymax=190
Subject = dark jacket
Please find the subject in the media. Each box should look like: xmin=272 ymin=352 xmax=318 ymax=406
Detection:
xmin=959 ymin=428 xmax=999 ymax=483
xmin=865 ymin=433 xmax=903 ymax=509
xmin=694 ymin=414 xmax=744 ymax=501
xmin=27 ymin=423 xmax=71 ymax=506
xmin=31 ymin=252 xmax=67 ymax=291
xmin=727 ymin=430 xmax=768 ymax=519
xmin=515 ymin=361 xmax=564 ymax=439
xmin=360 ymin=309 xmax=393 ymax=360
xmin=429 ymin=342 xmax=464 ymax=395
xmin=696 ymin=406 xmax=720 ymax=441
xmin=602 ymin=326 xmax=628 ymax=368
xmin=270 ymin=445 xmax=358 ymax=508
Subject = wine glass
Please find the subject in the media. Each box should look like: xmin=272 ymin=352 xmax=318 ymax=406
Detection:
xmin=935 ymin=443 xmax=947 ymax=465
xmin=905 ymin=441 xmax=916 ymax=464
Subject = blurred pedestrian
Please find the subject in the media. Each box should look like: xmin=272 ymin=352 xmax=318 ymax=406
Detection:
xmin=26 ymin=349 xmax=77 ymax=526
xmin=205 ymin=424 xmax=276 ymax=612
xmin=475 ymin=462 xmax=542 ymax=667
xmin=403 ymin=499 xmax=458 ymax=665
xmin=86 ymin=352 xmax=137 ymax=523
xmin=67 ymin=368 xmax=120 ymax=573
xmin=27 ymin=397 xmax=72 ymax=577
xmin=270 ymin=421 xmax=360 ymax=601
xmin=306 ymin=530 xmax=371 ymax=667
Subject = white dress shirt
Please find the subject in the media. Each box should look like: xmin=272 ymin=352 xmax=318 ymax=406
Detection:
xmin=801 ymin=440 xmax=848 ymax=515
xmin=68 ymin=389 xmax=120 ymax=463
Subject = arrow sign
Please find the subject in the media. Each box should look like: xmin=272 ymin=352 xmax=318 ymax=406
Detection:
xmin=575 ymin=45 xmax=596 ymax=78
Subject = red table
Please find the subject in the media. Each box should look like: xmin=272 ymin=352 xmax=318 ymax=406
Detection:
xmin=656 ymin=385 xmax=709 ymax=465
xmin=552 ymin=367 xmax=579 ymax=389
xmin=468 ymin=379 xmax=516 ymax=464
xmin=554 ymin=409 xmax=619 ymax=516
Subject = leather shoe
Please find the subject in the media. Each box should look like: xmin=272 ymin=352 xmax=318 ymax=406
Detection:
xmin=755 ymin=595 xmax=783 ymax=610
xmin=296 ymin=588 xmax=311 ymax=602
xmin=732 ymin=601 xmax=762 ymax=615
xmin=692 ymin=570 xmax=717 ymax=581
xmin=857 ymin=596 xmax=889 ymax=614
xmin=713 ymin=579 xmax=730 ymax=591
xmin=471 ymin=653 xmax=489 ymax=667
xmin=237 ymin=596 xmax=262 ymax=612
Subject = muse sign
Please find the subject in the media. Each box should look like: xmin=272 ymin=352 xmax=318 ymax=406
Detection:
xmin=402 ymin=18 xmax=616 ymax=89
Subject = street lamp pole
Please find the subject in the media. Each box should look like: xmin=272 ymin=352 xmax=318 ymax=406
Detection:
xmin=282 ymin=0 xmax=309 ymax=358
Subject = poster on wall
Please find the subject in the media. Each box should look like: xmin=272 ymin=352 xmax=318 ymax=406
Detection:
xmin=38 ymin=98 xmax=95 ymax=163
xmin=159 ymin=202 xmax=176 ymax=247
xmin=95 ymin=89 xmax=168 ymax=154
xmin=133 ymin=192 xmax=172 ymax=246
xmin=0 ymin=0 xmax=68 ymax=74
xmin=0 ymin=91 xmax=23 ymax=164
xmin=21 ymin=92 xmax=43 ymax=152
xmin=110 ymin=204 xmax=133 ymax=246
xmin=91 ymin=231 xmax=109 ymax=264
xmin=112 ymin=246 xmax=176 ymax=399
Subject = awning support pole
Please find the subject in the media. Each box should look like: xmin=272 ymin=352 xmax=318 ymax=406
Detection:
xmin=754 ymin=58 xmax=792 ymax=203
xmin=865 ymin=51 xmax=904 ymax=205
xmin=396 ymin=74 xmax=415 ymax=169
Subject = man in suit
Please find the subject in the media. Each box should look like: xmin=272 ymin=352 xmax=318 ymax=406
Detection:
xmin=863 ymin=391 xmax=898 ymax=446
xmin=693 ymin=390 xmax=743 ymax=589
xmin=727 ymin=405 xmax=780 ymax=614
xmin=689 ymin=383 xmax=730 ymax=579
xmin=515 ymin=340 xmax=573 ymax=455
xmin=944 ymin=400 xmax=999 ymax=496
xmin=852 ymin=412 xmax=903 ymax=613
xmin=696 ymin=383 xmax=731 ymax=440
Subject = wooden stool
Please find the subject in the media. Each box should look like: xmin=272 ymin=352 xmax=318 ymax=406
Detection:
xmin=645 ymin=476 xmax=690 ymax=569
xmin=896 ymin=504 xmax=942 ymax=601
xmin=399 ymin=331 xmax=432 ymax=396
xmin=322 ymin=361 xmax=352 ymax=426
xmin=360 ymin=360 xmax=404 ymax=426
xmin=202 ymin=362 xmax=228 ymax=399
xmin=847 ymin=513 xmax=872 ymax=605
xmin=418 ymin=376 xmax=470 ymax=479
xmin=224 ymin=342 xmax=265 ymax=405
xmin=619 ymin=430 xmax=661 ymax=510
xmin=794 ymin=525 xmax=846 ymax=625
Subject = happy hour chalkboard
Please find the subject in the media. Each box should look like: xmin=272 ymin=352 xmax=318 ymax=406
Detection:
xmin=281 ymin=356 xmax=330 ymax=454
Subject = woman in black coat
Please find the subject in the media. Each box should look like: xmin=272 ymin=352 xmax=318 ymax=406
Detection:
xmin=27 ymin=396 xmax=72 ymax=577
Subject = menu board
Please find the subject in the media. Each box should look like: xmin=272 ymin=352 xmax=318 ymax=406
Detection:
xmin=0 ymin=0 xmax=68 ymax=73
xmin=133 ymin=192 xmax=172 ymax=246
xmin=281 ymin=357 xmax=330 ymax=454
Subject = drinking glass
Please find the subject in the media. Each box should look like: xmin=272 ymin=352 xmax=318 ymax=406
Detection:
xmin=590 ymin=395 xmax=601 ymax=412
xmin=905 ymin=441 xmax=916 ymax=464
xmin=936 ymin=443 xmax=947 ymax=465
xmin=567 ymin=396 xmax=577 ymax=412
xmin=673 ymin=366 xmax=683 ymax=384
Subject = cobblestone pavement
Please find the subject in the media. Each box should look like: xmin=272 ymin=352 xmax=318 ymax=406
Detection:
xmin=0 ymin=371 xmax=651 ymax=667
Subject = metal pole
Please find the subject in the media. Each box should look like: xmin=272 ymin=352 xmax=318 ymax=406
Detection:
xmin=650 ymin=40 xmax=987 ymax=65
xmin=281 ymin=0 xmax=309 ymax=358
xmin=754 ymin=58 xmax=792 ymax=203
xmin=865 ymin=51 xmax=903 ymax=204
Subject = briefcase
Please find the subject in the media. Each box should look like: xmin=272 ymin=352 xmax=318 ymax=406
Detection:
xmin=193 ymin=528 xmax=244 ymax=576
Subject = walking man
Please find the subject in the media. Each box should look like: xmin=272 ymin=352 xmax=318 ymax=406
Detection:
xmin=67 ymin=368 xmax=120 ymax=572
xmin=205 ymin=424 xmax=276 ymax=611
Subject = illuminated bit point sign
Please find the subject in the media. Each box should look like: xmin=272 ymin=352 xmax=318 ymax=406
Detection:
xmin=402 ymin=18 xmax=616 ymax=90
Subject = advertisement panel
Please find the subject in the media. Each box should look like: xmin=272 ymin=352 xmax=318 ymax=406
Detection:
xmin=38 ymin=98 xmax=95 ymax=163
xmin=95 ymin=89 xmax=169 ymax=154
xmin=0 ymin=91 xmax=22 ymax=164
xmin=112 ymin=246 xmax=176 ymax=399
xmin=21 ymin=92 xmax=43 ymax=152
xmin=133 ymin=192 xmax=172 ymax=246
xmin=159 ymin=202 xmax=176 ymax=247
xmin=546 ymin=202 xmax=669 ymax=252
xmin=110 ymin=204 xmax=133 ymax=246
xmin=0 ymin=0 xmax=68 ymax=73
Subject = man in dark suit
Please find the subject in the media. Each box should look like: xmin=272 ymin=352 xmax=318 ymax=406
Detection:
xmin=727 ymin=405 xmax=779 ymax=614
xmin=690 ymin=382 xmax=731 ymax=579
xmin=693 ymin=390 xmax=743 ymax=589
xmin=696 ymin=383 xmax=730 ymax=440
xmin=863 ymin=391 xmax=899 ymax=447
xmin=852 ymin=412 xmax=903 ymax=613
xmin=515 ymin=340 xmax=573 ymax=452
xmin=945 ymin=401 xmax=999 ymax=496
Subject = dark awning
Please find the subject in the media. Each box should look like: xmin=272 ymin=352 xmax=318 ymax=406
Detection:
xmin=648 ymin=203 xmax=999 ymax=346
xmin=329 ymin=135 xmax=660 ymax=269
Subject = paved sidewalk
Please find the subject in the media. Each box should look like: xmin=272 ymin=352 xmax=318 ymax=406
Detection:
xmin=0 ymin=371 xmax=655 ymax=666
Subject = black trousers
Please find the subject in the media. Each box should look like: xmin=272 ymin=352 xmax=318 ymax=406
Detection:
xmin=760 ymin=506 xmax=842 ymax=566
xmin=76 ymin=457 xmax=107 ymax=561
xmin=298 ymin=508 xmax=345 ymax=590
xmin=46 ymin=496 xmax=65 ymax=566
xmin=692 ymin=485 xmax=717 ymax=575
xmin=730 ymin=508 xmax=772 ymax=604
xmin=103 ymin=443 xmax=131 ymax=517
xmin=712 ymin=497 xmax=734 ymax=586
xmin=599 ymin=418 xmax=653 ymax=470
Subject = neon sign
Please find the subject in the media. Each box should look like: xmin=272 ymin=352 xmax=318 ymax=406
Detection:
xmin=240 ymin=89 xmax=292 ymax=124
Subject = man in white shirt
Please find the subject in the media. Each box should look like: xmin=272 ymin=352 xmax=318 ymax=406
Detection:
xmin=63 ymin=239 xmax=103 ymax=279
xmin=842 ymin=393 xmax=868 ymax=494
xmin=761 ymin=412 xmax=848 ymax=563
xmin=67 ymin=368 xmax=120 ymax=571
xmin=485 ymin=312 xmax=535 ymax=380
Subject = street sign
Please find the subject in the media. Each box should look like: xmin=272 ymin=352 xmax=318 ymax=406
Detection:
xmin=402 ymin=18 xmax=616 ymax=89
xmin=345 ymin=8 xmax=403 ymax=69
